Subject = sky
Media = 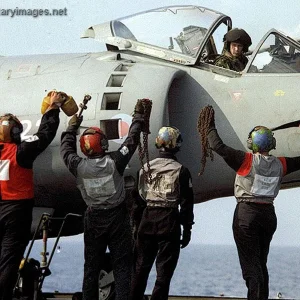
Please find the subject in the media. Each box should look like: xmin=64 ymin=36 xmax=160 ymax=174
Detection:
xmin=1 ymin=0 xmax=300 ymax=56
xmin=2 ymin=0 xmax=300 ymax=247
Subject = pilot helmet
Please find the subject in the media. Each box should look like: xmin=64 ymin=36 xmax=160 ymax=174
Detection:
xmin=155 ymin=126 xmax=182 ymax=152
xmin=223 ymin=28 xmax=252 ymax=52
xmin=247 ymin=126 xmax=276 ymax=153
xmin=0 ymin=113 xmax=23 ymax=144
xmin=79 ymin=127 xmax=109 ymax=157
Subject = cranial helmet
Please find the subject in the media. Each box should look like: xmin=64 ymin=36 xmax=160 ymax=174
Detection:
xmin=155 ymin=126 xmax=182 ymax=151
xmin=79 ymin=127 xmax=109 ymax=157
xmin=0 ymin=114 xmax=23 ymax=143
xmin=247 ymin=126 xmax=276 ymax=153
xmin=223 ymin=28 xmax=252 ymax=52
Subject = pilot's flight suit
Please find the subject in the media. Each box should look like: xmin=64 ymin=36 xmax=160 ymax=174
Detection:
xmin=130 ymin=151 xmax=194 ymax=300
xmin=60 ymin=113 xmax=144 ymax=300
xmin=214 ymin=49 xmax=248 ymax=72
xmin=0 ymin=108 xmax=60 ymax=300
xmin=207 ymin=126 xmax=300 ymax=300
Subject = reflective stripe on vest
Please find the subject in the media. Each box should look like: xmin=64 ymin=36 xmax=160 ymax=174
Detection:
xmin=0 ymin=143 xmax=34 ymax=200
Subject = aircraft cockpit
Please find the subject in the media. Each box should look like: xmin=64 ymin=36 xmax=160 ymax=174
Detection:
xmin=246 ymin=31 xmax=300 ymax=73
xmin=81 ymin=5 xmax=231 ymax=65
xmin=82 ymin=5 xmax=300 ymax=76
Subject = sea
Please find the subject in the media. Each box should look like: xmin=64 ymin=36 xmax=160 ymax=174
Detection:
xmin=25 ymin=235 xmax=300 ymax=299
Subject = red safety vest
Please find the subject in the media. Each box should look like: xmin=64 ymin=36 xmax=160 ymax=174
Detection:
xmin=0 ymin=143 xmax=34 ymax=200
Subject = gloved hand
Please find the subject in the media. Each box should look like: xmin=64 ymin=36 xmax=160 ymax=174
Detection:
xmin=134 ymin=99 xmax=145 ymax=114
xmin=52 ymin=91 xmax=69 ymax=107
xmin=68 ymin=114 xmax=83 ymax=129
xmin=180 ymin=229 xmax=191 ymax=249
xmin=134 ymin=98 xmax=151 ymax=114
xmin=209 ymin=111 xmax=215 ymax=129
xmin=47 ymin=91 xmax=59 ymax=107
xmin=42 ymin=91 xmax=75 ymax=114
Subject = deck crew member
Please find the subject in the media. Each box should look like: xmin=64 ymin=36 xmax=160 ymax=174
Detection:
xmin=0 ymin=91 xmax=64 ymax=300
xmin=130 ymin=126 xmax=194 ymax=300
xmin=60 ymin=99 xmax=149 ymax=300
xmin=200 ymin=105 xmax=300 ymax=300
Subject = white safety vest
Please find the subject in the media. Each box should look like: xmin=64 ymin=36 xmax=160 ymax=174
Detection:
xmin=139 ymin=158 xmax=182 ymax=208
xmin=235 ymin=153 xmax=284 ymax=204
xmin=76 ymin=155 xmax=125 ymax=208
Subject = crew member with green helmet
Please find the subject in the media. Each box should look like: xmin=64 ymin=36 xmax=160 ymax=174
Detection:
xmin=214 ymin=28 xmax=252 ymax=71
xmin=201 ymin=106 xmax=300 ymax=300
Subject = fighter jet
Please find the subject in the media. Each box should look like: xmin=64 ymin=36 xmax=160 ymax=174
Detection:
xmin=5 ymin=4 xmax=300 ymax=300
xmin=2 ymin=4 xmax=300 ymax=237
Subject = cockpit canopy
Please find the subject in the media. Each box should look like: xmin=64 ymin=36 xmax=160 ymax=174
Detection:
xmin=81 ymin=5 xmax=231 ymax=65
xmin=82 ymin=5 xmax=300 ymax=73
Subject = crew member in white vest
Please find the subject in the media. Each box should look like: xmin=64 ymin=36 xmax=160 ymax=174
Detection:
xmin=61 ymin=99 xmax=150 ymax=300
xmin=131 ymin=126 xmax=194 ymax=300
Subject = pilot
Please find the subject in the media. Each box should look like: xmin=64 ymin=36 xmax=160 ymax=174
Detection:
xmin=130 ymin=126 xmax=194 ymax=300
xmin=0 ymin=91 xmax=64 ymax=300
xmin=60 ymin=99 xmax=149 ymax=300
xmin=214 ymin=28 xmax=252 ymax=72
xmin=199 ymin=105 xmax=300 ymax=300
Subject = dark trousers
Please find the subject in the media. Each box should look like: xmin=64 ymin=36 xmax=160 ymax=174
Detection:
xmin=0 ymin=202 xmax=32 ymax=300
xmin=233 ymin=202 xmax=277 ymax=300
xmin=130 ymin=233 xmax=181 ymax=300
xmin=83 ymin=202 xmax=132 ymax=300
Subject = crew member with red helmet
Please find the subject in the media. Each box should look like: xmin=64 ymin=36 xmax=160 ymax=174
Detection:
xmin=130 ymin=126 xmax=194 ymax=300
xmin=60 ymin=99 xmax=149 ymax=300
xmin=214 ymin=28 xmax=252 ymax=71
xmin=201 ymin=106 xmax=300 ymax=300
xmin=0 ymin=91 xmax=64 ymax=300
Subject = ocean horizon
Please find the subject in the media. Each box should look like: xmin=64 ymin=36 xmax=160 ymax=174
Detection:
xmin=24 ymin=236 xmax=300 ymax=299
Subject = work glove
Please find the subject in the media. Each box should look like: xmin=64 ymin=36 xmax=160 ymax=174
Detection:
xmin=41 ymin=91 xmax=60 ymax=114
xmin=68 ymin=114 xmax=83 ymax=129
xmin=41 ymin=91 xmax=76 ymax=115
xmin=180 ymin=229 xmax=191 ymax=249
xmin=53 ymin=91 xmax=69 ymax=107
xmin=134 ymin=98 xmax=152 ymax=114
xmin=209 ymin=109 xmax=215 ymax=129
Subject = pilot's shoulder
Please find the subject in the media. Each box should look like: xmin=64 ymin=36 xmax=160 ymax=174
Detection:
xmin=214 ymin=54 xmax=232 ymax=67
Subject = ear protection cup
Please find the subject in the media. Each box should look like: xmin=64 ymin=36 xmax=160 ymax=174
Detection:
xmin=0 ymin=114 xmax=23 ymax=143
xmin=11 ymin=124 xmax=23 ymax=143
xmin=99 ymin=134 xmax=109 ymax=150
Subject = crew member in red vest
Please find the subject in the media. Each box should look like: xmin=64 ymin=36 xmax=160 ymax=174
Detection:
xmin=0 ymin=91 xmax=64 ymax=300
xmin=201 ymin=106 xmax=300 ymax=300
